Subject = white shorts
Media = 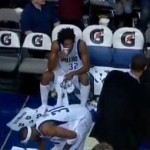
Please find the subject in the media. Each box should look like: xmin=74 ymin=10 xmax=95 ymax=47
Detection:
xmin=70 ymin=114 xmax=92 ymax=150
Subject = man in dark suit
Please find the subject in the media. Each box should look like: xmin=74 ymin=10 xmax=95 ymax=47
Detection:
xmin=91 ymin=54 xmax=147 ymax=150
xmin=138 ymin=51 xmax=150 ymax=148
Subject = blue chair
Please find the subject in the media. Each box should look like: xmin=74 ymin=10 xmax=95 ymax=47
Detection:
xmin=83 ymin=25 xmax=113 ymax=66
xmin=87 ymin=46 xmax=113 ymax=66
xmin=112 ymin=27 xmax=144 ymax=68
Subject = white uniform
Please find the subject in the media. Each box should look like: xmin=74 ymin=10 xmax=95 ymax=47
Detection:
xmin=36 ymin=104 xmax=93 ymax=150
xmin=7 ymin=107 xmax=37 ymax=131
xmin=53 ymin=39 xmax=83 ymax=88
xmin=58 ymin=39 xmax=83 ymax=73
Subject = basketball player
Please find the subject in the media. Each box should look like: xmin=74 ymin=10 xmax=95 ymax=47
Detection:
xmin=19 ymin=105 xmax=93 ymax=150
xmin=40 ymin=28 xmax=90 ymax=106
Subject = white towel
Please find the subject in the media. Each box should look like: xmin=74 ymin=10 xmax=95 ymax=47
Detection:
xmin=7 ymin=107 xmax=37 ymax=131
xmin=54 ymin=75 xmax=76 ymax=107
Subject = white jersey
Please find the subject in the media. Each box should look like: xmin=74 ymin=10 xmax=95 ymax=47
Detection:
xmin=7 ymin=107 xmax=37 ymax=131
xmin=36 ymin=104 xmax=92 ymax=150
xmin=36 ymin=105 xmax=92 ymax=130
xmin=57 ymin=39 xmax=83 ymax=73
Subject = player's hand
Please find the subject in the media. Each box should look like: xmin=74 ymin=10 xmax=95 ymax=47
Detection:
xmin=64 ymin=72 xmax=74 ymax=81
xmin=62 ymin=143 xmax=72 ymax=150
xmin=58 ymin=51 xmax=67 ymax=59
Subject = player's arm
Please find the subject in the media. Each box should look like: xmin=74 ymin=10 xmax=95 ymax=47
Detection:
xmin=47 ymin=41 xmax=59 ymax=71
xmin=46 ymin=125 xmax=77 ymax=140
xmin=72 ymin=40 xmax=90 ymax=76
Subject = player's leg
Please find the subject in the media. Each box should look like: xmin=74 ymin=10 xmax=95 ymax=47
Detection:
xmin=70 ymin=126 xmax=91 ymax=150
xmin=79 ymin=73 xmax=90 ymax=106
xmin=71 ymin=111 xmax=93 ymax=149
xmin=40 ymin=71 xmax=54 ymax=105
xmin=76 ymin=132 xmax=89 ymax=150
xmin=37 ymin=120 xmax=77 ymax=140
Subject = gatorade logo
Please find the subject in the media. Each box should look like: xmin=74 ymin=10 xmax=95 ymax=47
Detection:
xmin=90 ymin=29 xmax=104 ymax=44
xmin=32 ymin=35 xmax=43 ymax=47
xmin=1 ymin=33 xmax=11 ymax=45
xmin=121 ymin=32 xmax=135 ymax=47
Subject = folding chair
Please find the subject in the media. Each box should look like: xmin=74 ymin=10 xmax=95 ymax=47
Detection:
xmin=83 ymin=25 xmax=113 ymax=66
xmin=112 ymin=27 xmax=144 ymax=68
xmin=83 ymin=25 xmax=113 ymax=100
xmin=0 ymin=30 xmax=21 ymax=72
xmin=19 ymin=33 xmax=51 ymax=74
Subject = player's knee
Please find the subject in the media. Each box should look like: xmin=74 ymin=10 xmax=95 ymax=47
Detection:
xmin=41 ymin=71 xmax=54 ymax=85
xmin=79 ymin=73 xmax=89 ymax=85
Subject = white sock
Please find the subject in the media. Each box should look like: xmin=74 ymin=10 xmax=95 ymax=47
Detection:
xmin=40 ymin=84 xmax=50 ymax=105
xmin=62 ymin=89 xmax=69 ymax=106
xmin=80 ymin=84 xmax=90 ymax=106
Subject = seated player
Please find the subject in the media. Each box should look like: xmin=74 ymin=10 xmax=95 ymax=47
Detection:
xmin=40 ymin=28 xmax=90 ymax=107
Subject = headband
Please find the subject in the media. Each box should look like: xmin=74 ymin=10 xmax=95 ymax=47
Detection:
xmin=21 ymin=126 xmax=32 ymax=144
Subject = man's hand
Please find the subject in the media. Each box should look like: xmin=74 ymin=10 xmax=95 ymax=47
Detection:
xmin=63 ymin=143 xmax=72 ymax=150
xmin=58 ymin=51 xmax=68 ymax=59
xmin=64 ymin=72 xmax=74 ymax=81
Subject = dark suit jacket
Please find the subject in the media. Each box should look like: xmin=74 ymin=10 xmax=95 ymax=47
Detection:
xmin=138 ymin=69 xmax=150 ymax=143
xmin=91 ymin=70 xmax=141 ymax=150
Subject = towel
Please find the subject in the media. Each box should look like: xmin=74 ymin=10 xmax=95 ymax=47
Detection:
xmin=55 ymin=75 xmax=75 ymax=107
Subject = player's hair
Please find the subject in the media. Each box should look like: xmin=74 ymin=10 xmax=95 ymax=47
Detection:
xmin=19 ymin=126 xmax=32 ymax=144
xmin=92 ymin=142 xmax=114 ymax=150
xmin=57 ymin=28 xmax=75 ymax=44
xmin=130 ymin=54 xmax=147 ymax=71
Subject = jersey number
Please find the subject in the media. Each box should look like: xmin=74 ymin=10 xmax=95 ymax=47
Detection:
xmin=46 ymin=107 xmax=69 ymax=116
xmin=69 ymin=62 xmax=78 ymax=70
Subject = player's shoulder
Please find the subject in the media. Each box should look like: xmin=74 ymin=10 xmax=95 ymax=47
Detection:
xmin=77 ymin=39 xmax=87 ymax=54
xmin=106 ymin=70 xmax=128 ymax=83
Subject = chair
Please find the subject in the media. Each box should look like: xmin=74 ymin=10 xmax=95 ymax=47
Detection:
xmin=112 ymin=27 xmax=144 ymax=68
xmin=83 ymin=25 xmax=113 ymax=66
xmin=18 ymin=33 xmax=51 ymax=74
xmin=0 ymin=30 xmax=21 ymax=72
xmin=0 ymin=8 xmax=21 ymax=33
xmin=52 ymin=24 xmax=83 ymax=41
